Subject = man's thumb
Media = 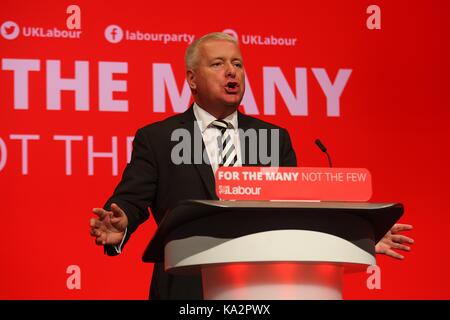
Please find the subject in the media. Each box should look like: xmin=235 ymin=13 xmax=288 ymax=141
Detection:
xmin=111 ymin=203 xmax=124 ymax=217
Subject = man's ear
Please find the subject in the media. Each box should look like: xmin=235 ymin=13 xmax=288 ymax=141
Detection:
xmin=186 ymin=70 xmax=196 ymax=91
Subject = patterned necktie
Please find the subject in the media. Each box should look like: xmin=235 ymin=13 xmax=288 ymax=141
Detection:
xmin=211 ymin=119 xmax=237 ymax=166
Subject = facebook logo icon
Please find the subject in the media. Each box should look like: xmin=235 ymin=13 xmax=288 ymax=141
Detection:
xmin=105 ymin=25 xmax=123 ymax=43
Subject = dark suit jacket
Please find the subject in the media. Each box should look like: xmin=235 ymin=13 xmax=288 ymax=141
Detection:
xmin=103 ymin=106 xmax=297 ymax=299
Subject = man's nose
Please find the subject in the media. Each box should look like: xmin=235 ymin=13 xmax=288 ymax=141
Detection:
xmin=225 ymin=62 xmax=237 ymax=78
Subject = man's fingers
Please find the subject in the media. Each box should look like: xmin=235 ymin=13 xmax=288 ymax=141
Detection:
xmin=110 ymin=203 xmax=125 ymax=218
xmin=110 ymin=217 xmax=121 ymax=225
xmin=90 ymin=228 xmax=101 ymax=237
xmin=90 ymin=224 xmax=107 ymax=237
xmin=392 ymin=223 xmax=413 ymax=233
xmin=392 ymin=234 xmax=414 ymax=244
xmin=95 ymin=233 xmax=107 ymax=246
xmin=392 ymin=242 xmax=411 ymax=251
xmin=90 ymin=218 xmax=108 ymax=232
xmin=90 ymin=218 xmax=102 ymax=228
xmin=385 ymin=249 xmax=404 ymax=260
xmin=92 ymin=208 xmax=109 ymax=219
xmin=376 ymin=241 xmax=409 ymax=259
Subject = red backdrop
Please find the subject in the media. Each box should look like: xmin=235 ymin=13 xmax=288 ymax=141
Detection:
xmin=1 ymin=0 xmax=449 ymax=299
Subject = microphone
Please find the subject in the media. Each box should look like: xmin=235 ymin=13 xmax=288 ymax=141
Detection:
xmin=315 ymin=139 xmax=333 ymax=168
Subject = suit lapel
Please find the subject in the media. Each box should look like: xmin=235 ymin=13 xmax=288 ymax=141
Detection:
xmin=179 ymin=106 xmax=218 ymax=200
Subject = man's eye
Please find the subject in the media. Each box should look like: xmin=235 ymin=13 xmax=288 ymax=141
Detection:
xmin=234 ymin=62 xmax=243 ymax=68
xmin=212 ymin=62 xmax=222 ymax=67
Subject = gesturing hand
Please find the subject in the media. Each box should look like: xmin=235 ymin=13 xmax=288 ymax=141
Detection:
xmin=90 ymin=203 xmax=129 ymax=246
xmin=375 ymin=223 xmax=414 ymax=260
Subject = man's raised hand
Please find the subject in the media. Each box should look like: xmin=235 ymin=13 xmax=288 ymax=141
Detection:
xmin=90 ymin=203 xmax=128 ymax=246
xmin=375 ymin=223 xmax=414 ymax=260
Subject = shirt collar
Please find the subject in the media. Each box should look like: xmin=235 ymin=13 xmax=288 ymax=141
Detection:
xmin=193 ymin=102 xmax=238 ymax=133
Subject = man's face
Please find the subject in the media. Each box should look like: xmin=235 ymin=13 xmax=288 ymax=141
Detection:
xmin=188 ymin=39 xmax=245 ymax=111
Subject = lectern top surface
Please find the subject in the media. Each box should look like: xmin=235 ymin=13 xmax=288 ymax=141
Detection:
xmin=191 ymin=200 xmax=400 ymax=210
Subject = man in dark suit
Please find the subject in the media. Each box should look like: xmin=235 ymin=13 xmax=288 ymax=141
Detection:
xmin=89 ymin=32 xmax=296 ymax=299
xmin=89 ymin=32 xmax=414 ymax=299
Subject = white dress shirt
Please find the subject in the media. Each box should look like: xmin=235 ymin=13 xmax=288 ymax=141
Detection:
xmin=193 ymin=103 xmax=242 ymax=175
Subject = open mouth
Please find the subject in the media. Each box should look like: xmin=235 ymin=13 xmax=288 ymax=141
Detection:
xmin=225 ymin=81 xmax=239 ymax=93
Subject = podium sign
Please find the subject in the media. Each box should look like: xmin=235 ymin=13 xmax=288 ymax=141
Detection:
xmin=216 ymin=167 xmax=372 ymax=201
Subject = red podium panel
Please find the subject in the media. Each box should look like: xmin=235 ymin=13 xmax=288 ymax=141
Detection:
xmin=216 ymin=167 xmax=372 ymax=201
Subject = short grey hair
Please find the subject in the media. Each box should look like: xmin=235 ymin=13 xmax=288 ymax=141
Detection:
xmin=185 ymin=32 xmax=239 ymax=70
